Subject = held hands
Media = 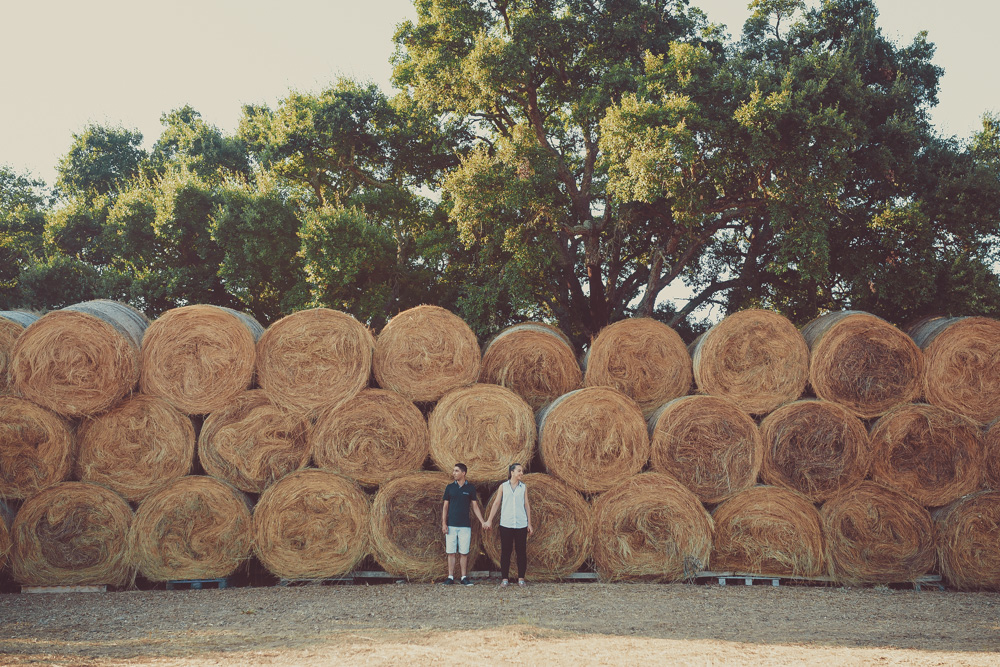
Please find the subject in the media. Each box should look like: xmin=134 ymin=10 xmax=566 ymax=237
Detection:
xmin=482 ymin=519 xmax=491 ymax=531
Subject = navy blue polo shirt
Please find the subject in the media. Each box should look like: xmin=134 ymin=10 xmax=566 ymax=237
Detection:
xmin=443 ymin=481 xmax=478 ymax=528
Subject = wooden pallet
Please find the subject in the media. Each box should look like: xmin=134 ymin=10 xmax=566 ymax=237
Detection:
xmin=165 ymin=578 xmax=229 ymax=590
xmin=694 ymin=571 xmax=945 ymax=591
xmin=21 ymin=585 xmax=107 ymax=594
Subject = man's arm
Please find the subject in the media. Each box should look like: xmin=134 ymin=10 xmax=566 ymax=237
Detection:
xmin=441 ymin=499 xmax=450 ymax=535
xmin=472 ymin=499 xmax=486 ymax=527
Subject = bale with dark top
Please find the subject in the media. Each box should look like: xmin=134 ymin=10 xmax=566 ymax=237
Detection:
xmin=482 ymin=473 xmax=593 ymax=581
xmin=0 ymin=311 xmax=38 ymax=395
xmin=584 ymin=318 xmax=692 ymax=418
xmin=648 ymin=395 xmax=762 ymax=504
xmin=538 ymin=386 xmax=650 ymax=494
xmin=821 ymin=481 xmax=936 ymax=586
xmin=11 ymin=481 xmax=134 ymax=587
xmin=12 ymin=300 xmax=147 ymax=417
xmin=257 ymin=308 xmax=374 ymax=414
xmin=909 ymin=316 xmax=1000 ymax=424
xmin=759 ymin=399 xmax=872 ymax=504
xmin=428 ymin=384 xmax=536 ymax=484
xmin=370 ymin=472 xmax=481 ymax=581
xmin=141 ymin=304 xmax=263 ymax=415
xmin=130 ymin=475 xmax=253 ymax=582
xmin=690 ymin=309 xmax=808 ymax=415
xmin=0 ymin=397 xmax=74 ymax=500
xmin=480 ymin=322 xmax=582 ymax=411
xmin=592 ymin=472 xmax=713 ymax=581
xmin=253 ymin=469 xmax=371 ymax=580
xmin=934 ymin=491 xmax=1000 ymax=591
xmin=199 ymin=390 xmax=311 ymax=494
xmin=75 ymin=394 xmax=195 ymax=502
xmin=311 ymin=388 xmax=429 ymax=487
xmin=374 ymin=305 xmax=481 ymax=403
xmin=869 ymin=403 xmax=983 ymax=507
xmin=711 ymin=486 xmax=826 ymax=577
xmin=802 ymin=311 xmax=923 ymax=419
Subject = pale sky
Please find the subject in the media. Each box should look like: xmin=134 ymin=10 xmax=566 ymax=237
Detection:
xmin=1 ymin=0 xmax=997 ymax=188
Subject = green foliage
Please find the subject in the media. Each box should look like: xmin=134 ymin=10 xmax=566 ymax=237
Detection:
xmin=0 ymin=167 xmax=49 ymax=294
xmin=56 ymin=125 xmax=146 ymax=198
xmin=150 ymin=106 xmax=251 ymax=181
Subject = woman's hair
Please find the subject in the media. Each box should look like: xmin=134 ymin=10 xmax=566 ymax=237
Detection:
xmin=508 ymin=463 xmax=522 ymax=481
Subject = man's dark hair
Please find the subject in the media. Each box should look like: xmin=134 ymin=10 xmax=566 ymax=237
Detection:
xmin=454 ymin=463 xmax=468 ymax=474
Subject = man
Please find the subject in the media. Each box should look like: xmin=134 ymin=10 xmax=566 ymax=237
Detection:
xmin=441 ymin=462 xmax=486 ymax=586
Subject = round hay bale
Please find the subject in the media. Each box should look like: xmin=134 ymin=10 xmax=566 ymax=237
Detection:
xmin=584 ymin=318 xmax=692 ymax=417
xmin=802 ymin=311 xmax=923 ymax=419
xmin=759 ymin=399 xmax=872 ymax=504
xmin=140 ymin=304 xmax=263 ymax=415
xmin=11 ymin=481 xmax=133 ymax=587
xmin=869 ymin=403 xmax=983 ymax=507
xmin=370 ymin=471 xmax=481 ymax=581
xmin=691 ymin=309 xmax=808 ymax=415
xmin=374 ymin=305 xmax=480 ymax=403
xmin=537 ymin=387 xmax=650 ymax=494
xmin=0 ymin=311 xmax=38 ymax=395
xmin=0 ymin=397 xmax=74 ymax=500
xmin=711 ymin=485 xmax=826 ymax=576
xmin=934 ymin=491 xmax=1000 ymax=591
xmin=481 ymin=473 xmax=592 ymax=580
xmin=198 ymin=390 xmax=311 ymax=494
xmin=428 ymin=384 xmax=536 ymax=484
xmin=130 ymin=475 xmax=252 ymax=582
xmin=12 ymin=300 xmax=147 ymax=417
xmin=75 ymin=395 xmax=195 ymax=502
xmin=480 ymin=322 xmax=582 ymax=411
xmin=592 ymin=472 xmax=713 ymax=581
xmin=909 ymin=317 xmax=1000 ymax=424
xmin=311 ymin=389 xmax=429 ymax=487
xmin=253 ymin=469 xmax=371 ymax=580
xmin=0 ymin=499 xmax=11 ymax=572
xmin=983 ymin=420 xmax=1000 ymax=492
xmin=257 ymin=308 xmax=374 ymax=414
xmin=821 ymin=481 xmax=936 ymax=585
xmin=648 ymin=395 xmax=762 ymax=504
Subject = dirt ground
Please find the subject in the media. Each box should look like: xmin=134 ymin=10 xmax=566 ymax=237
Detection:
xmin=1 ymin=581 xmax=999 ymax=666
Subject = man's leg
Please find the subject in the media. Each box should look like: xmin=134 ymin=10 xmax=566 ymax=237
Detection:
xmin=459 ymin=553 xmax=468 ymax=578
xmin=448 ymin=552 xmax=457 ymax=578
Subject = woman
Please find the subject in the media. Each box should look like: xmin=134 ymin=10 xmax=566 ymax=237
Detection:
xmin=485 ymin=463 xmax=533 ymax=587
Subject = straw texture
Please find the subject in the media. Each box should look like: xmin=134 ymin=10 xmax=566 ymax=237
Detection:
xmin=0 ymin=312 xmax=38 ymax=395
xmin=760 ymin=400 xmax=872 ymax=504
xmin=648 ymin=395 xmax=762 ymax=504
xmin=12 ymin=301 xmax=147 ymax=417
xmin=11 ymin=481 xmax=134 ymax=587
xmin=584 ymin=318 xmax=692 ymax=417
xmin=910 ymin=316 xmax=1000 ymax=424
xmin=482 ymin=473 xmax=593 ymax=581
xmin=428 ymin=384 xmax=536 ymax=484
xmin=130 ymin=475 xmax=253 ymax=582
xmin=802 ymin=311 xmax=923 ymax=419
xmin=711 ymin=486 xmax=826 ymax=576
xmin=821 ymin=481 xmax=936 ymax=585
xmin=934 ymin=491 xmax=1000 ymax=591
xmin=311 ymin=388 xmax=429 ymax=487
xmin=370 ymin=471 xmax=481 ymax=581
xmin=983 ymin=420 xmax=1000 ymax=492
xmin=869 ymin=403 xmax=983 ymax=507
xmin=0 ymin=397 xmax=74 ymax=500
xmin=257 ymin=308 xmax=374 ymax=414
xmin=592 ymin=472 xmax=713 ymax=581
xmin=691 ymin=309 xmax=808 ymax=415
xmin=480 ymin=323 xmax=582 ymax=410
xmin=374 ymin=305 xmax=481 ymax=403
xmin=75 ymin=395 xmax=195 ymax=502
xmin=537 ymin=387 xmax=650 ymax=494
xmin=0 ymin=500 xmax=11 ymax=572
xmin=140 ymin=304 xmax=261 ymax=415
xmin=253 ymin=469 xmax=371 ymax=580
xmin=198 ymin=390 xmax=311 ymax=494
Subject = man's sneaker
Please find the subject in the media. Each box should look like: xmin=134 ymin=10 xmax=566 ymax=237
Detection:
xmin=441 ymin=577 xmax=454 ymax=585
xmin=460 ymin=576 xmax=473 ymax=586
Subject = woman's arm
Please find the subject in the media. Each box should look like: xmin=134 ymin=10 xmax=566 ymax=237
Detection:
xmin=485 ymin=485 xmax=503 ymax=528
xmin=524 ymin=488 xmax=533 ymax=535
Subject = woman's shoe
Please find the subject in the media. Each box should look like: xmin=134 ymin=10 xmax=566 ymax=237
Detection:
xmin=518 ymin=580 xmax=526 ymax=587
xmin=500 ymin=579 xmax=509 ymax=587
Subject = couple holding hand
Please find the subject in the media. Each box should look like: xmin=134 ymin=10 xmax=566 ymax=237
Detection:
xmin=440 ymin=462 xmax=533 ymax=587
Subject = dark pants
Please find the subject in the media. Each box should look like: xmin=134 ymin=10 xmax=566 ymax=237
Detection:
xmin=499 ymin=526 xmax=528 ymax=580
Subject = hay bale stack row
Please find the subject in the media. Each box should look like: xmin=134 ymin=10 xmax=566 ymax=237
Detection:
xmin=3 ymin=301 xmax=1000 ymax=589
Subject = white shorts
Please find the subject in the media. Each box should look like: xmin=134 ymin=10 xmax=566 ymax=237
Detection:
xmin=445 ymin=526 xmax=472 ymax=554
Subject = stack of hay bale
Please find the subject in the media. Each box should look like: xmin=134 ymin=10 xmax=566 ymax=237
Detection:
xmin=1 ymin=301 xmax=999 ymax=590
